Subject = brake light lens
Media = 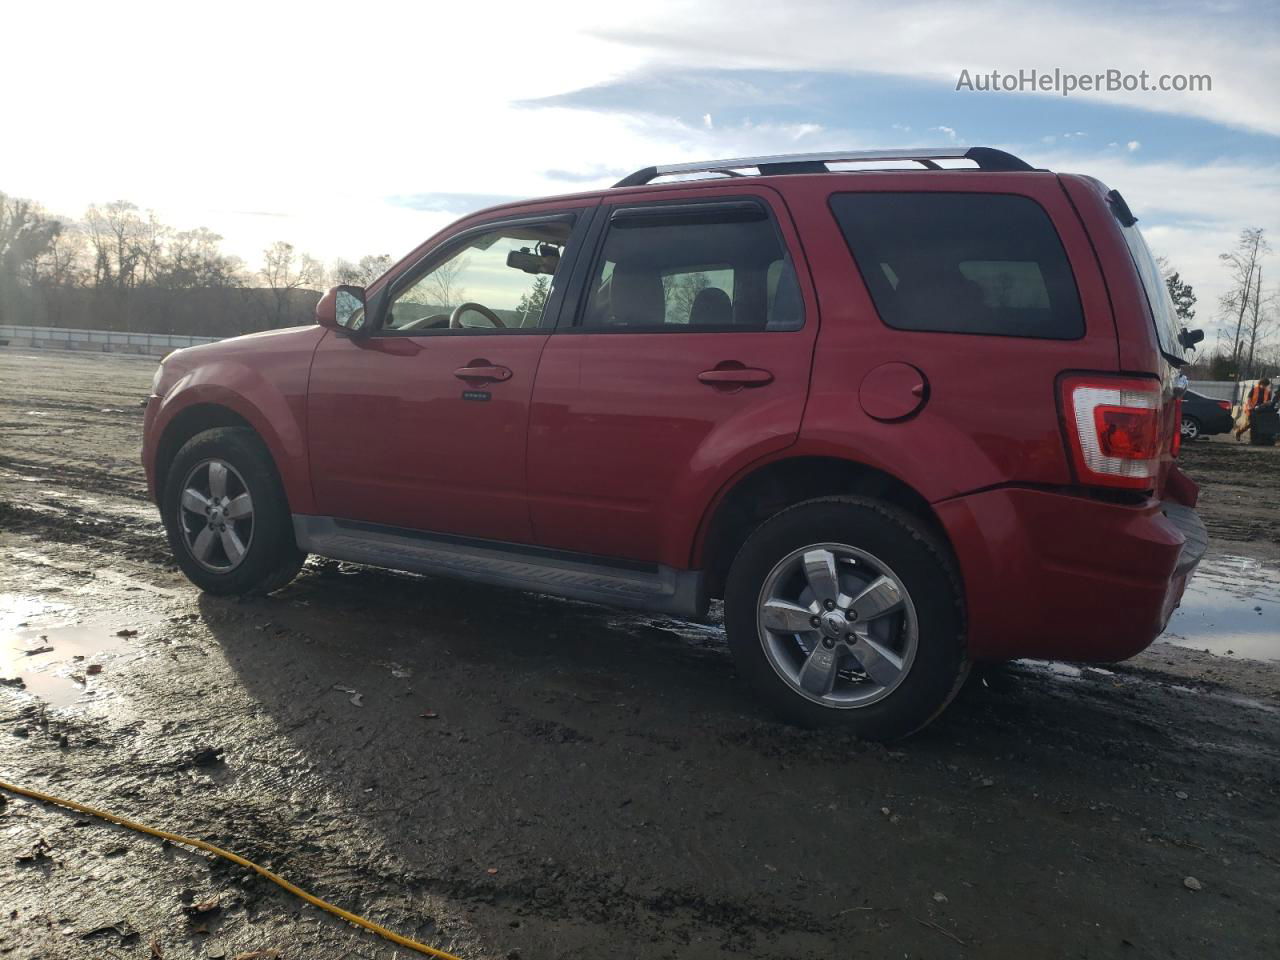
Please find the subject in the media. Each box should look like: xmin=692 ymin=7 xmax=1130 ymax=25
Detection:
xmin=1061 ymin=376 xmax=1163 ymax=489
xmin=1093 ymin=405 xmax=1159 ymax=458
xmin=1216 ymin=399 xmax=1232 ymax=411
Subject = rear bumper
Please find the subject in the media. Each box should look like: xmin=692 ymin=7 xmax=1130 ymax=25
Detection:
xmin=936 ymin=487 xmax=1207 ymax=662
xmin=1201 ymin=409 xmax=1234 ymax=435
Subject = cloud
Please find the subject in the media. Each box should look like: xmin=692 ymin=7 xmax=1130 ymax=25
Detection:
xmin=592 ymin=0 xmax=1280 ymax=137
xmin=390 ymin=193 xmax=525 ymax=214
xmin=1127 ymin=140 xmax=1142 ymax=151
xmin=544 ymin=167 xmax=628 ymax=183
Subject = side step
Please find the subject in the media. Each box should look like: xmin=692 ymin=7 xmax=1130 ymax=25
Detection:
xmin=292 ymin=515 xmax=706 ymax=617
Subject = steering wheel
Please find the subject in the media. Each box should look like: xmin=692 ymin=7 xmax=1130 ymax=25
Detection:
xmin=449 ymin=302 xmax=506 ymax=329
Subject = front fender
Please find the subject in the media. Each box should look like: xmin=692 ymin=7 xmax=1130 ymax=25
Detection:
xmin=149 ymin=357 xmax=314 ymax=514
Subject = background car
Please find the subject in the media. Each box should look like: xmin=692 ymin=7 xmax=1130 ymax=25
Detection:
xmin=1181 ymin=390 xmax=1234 ymax=441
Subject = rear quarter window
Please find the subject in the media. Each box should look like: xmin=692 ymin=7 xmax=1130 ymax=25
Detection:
xmin=830 ymin=192 xmax=1085 ymax=340
xmin=1117 ymin=218 xmax=1186 ymax=363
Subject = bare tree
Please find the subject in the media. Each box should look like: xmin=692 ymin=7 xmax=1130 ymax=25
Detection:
xmin=331 ymin=253 xmax=392 ymax=286
xmin=406 ymin=254 xmax=468 ymax=309
xmin=1219 ymin=228 xmax=1270 ymax=377
xmin=260 ymin=241 xmax=324 ymax=327
xmin=84 ymin=201 xmax=150 ymax=289
xmin=159 ymin=228 xmax=243 ymax=289
xmin=29 ymin=223 xmax=88 ymax=287
xmin=134 ymin=211 xmax=168 ymax=286
xmin=1241 ymin=269 xmax=1276 ymax=380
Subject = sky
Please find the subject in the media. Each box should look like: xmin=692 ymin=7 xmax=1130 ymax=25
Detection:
xmin=3 ymin=0 xmax=1278 ymax=343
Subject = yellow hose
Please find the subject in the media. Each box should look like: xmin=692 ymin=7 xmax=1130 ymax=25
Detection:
xmin=0 ymin=778 xmax=464 ymax=960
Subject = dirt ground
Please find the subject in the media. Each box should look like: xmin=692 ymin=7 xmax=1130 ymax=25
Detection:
xmin=1 ymin=348 xmax=1277 ymax=960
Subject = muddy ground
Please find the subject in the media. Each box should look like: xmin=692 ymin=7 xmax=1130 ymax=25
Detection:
xmin=1 ymin=348 xmax=1277 ymax=960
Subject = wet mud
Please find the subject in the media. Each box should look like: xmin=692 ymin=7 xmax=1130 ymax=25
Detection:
xmin=1 ymin=349 xmax=1277 ymax=959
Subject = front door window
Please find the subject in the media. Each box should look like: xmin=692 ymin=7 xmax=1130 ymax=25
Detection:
xmin=386 ymin=221 xmax=573 ymax=333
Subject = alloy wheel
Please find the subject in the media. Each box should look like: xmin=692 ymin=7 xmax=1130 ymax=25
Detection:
xmin=177 ymin=459 xmax=255 ymax=573
xmin=756 ymin=543 xmax=918 ymax=708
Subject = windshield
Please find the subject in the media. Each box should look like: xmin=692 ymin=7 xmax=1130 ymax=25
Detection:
xmin=1119 ymin=220 xmax=1185 ymax=364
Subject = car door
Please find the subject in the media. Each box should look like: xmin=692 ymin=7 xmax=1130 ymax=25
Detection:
xmin=307 ymin=205 xmax=595 ymax=543
xmin=526 ymin=186 xmax=819 ymax=567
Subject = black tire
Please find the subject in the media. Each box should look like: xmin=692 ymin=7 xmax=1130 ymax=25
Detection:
xmin=1181 ymin=416 xmax=1201 ymax=442
xmin=162 ymin=427 xmax=305 ymax=595
xmin=723 ymin=497 xmax=968 ymax=740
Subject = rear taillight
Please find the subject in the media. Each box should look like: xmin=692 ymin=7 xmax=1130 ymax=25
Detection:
xmin=1216 ymin=400 xmax=1232 ymax=411
xmin=1060 ymin=375 xmax=1163 ymax=489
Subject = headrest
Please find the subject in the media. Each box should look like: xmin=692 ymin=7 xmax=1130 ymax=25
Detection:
xmin=609 ymin=265 xmax=665 ymax=325
xmin=689 ymin=286 xmax=733 ymax=326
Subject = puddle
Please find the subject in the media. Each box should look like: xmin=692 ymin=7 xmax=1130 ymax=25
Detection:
xmin=1162 ymin=555 xmax=1280 ymax=662
xmin=0 ymin=594 xmax=148 ymax=707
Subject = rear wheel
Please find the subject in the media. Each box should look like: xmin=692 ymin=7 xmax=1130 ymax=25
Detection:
xmin=162 ymin=427 xmax=305 ymax=595
xmin=1180 ymin=416 xmax=1201 ymax=442
xmin=724 ymin=497 xmax=968 ymax=740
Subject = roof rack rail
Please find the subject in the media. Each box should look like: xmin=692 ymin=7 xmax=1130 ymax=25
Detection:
xmin=612 ymin=146 xmax=1034 ymax=187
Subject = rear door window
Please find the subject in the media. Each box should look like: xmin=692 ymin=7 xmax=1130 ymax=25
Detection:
xmin=830 ymin=192 xmax=1084 ymax=340
xmin=576 ymin=201 xmax=804 ymax=332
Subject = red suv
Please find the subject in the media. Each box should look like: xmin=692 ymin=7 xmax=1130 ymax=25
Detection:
xmin=142 ymin=147 xmax=1206 ymax=739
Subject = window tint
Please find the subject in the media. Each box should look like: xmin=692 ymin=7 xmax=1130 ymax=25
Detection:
xmin=830 ymin=193 xmax=1084 ymax=339
xmin=385 ymin=221 xmax=572 ymax=333
xmin=579 ymin=210 xmax=803 ymax=331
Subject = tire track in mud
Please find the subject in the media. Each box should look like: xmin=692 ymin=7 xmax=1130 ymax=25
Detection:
xmin=0 ymin=498 xmax=169 ymax=565
xmin=0 ymin=455 xmax=150 ymax=500
xmin=0 ymin=396 xmax=146 ymax=417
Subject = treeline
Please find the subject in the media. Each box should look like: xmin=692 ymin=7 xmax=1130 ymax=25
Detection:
xmin=0 ymin=191 xmax=391 ymax=337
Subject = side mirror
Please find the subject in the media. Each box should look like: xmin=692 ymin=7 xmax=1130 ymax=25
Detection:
xmin=1178 ymin=328 xmax=1204 ymax=350
xmin=316 ymin=284 xmax=368 ymax=334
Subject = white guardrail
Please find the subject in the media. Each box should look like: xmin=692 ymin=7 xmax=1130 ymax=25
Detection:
xmin=0 ymin=324 xmax=220 ymax=356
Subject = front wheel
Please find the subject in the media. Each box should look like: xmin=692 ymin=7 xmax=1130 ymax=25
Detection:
xmin=724 ymin=497 xmax=968 ymax=740
xmin=162 ymin=427 xmax=305 ymax=595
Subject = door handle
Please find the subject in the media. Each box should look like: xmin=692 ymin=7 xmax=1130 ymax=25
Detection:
xmin=698 ymin=366 xmax=774 ymax=387
xmin=454 ymin=362 xmax=512 ymax=383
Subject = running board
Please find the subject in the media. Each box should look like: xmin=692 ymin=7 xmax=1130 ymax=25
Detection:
xmin=292 ymin=515 xmax=706 ymax=617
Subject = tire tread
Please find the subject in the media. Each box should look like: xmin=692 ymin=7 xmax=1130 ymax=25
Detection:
xmin=724 ymin=496 xmax=968 ymax=740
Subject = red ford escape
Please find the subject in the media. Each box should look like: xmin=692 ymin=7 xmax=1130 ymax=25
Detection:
xmin=142 ymin=147 xmax=1207 ymax=739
